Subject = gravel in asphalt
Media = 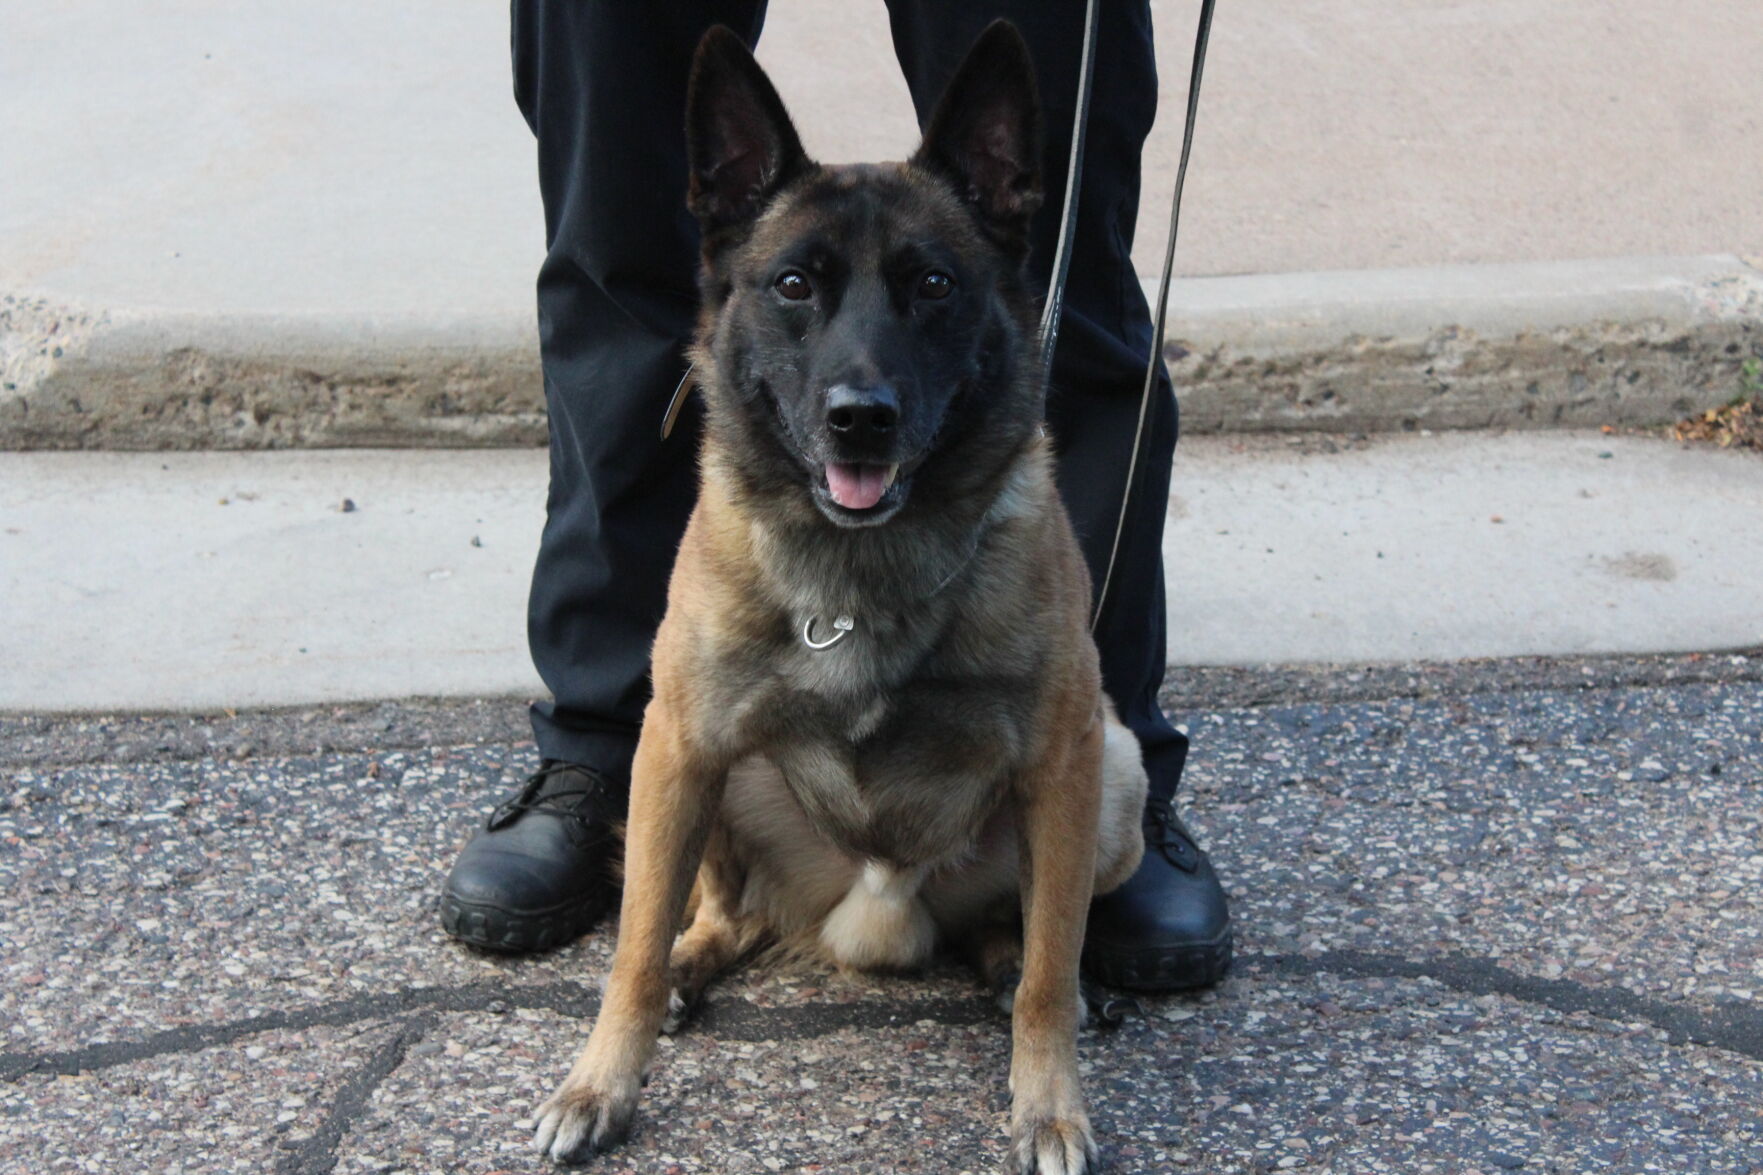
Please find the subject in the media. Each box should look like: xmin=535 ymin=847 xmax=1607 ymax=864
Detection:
xmin=4 ymin=654 xmax=1762 ymax=1173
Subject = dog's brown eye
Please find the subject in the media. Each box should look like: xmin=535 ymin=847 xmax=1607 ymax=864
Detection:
xmin=775 ymin=271 xmax=813 ymax=301
xmin=918 ymin=271 xmax=954 ymax=300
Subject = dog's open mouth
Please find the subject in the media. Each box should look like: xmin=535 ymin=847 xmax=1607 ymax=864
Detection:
xmin=825 ymin=462 xmax=898 ymax=510
xmin=816 ymin=461 xmax=908 ymax=524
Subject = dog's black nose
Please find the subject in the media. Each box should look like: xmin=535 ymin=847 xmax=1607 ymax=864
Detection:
xmin=825 ymin=384 xmax=898 ymax=444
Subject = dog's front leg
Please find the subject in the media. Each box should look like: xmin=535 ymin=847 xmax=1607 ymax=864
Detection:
xmin=533 ymin=709 xmax=725 ymax=1165
xmin=1008 ymin=718 xmax=1104 ymax=1175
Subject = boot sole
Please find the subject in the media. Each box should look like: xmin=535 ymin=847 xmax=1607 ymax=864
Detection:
xmin=438 ymin=887 xmax=614 ymax=954
xmin=1083 ymin=922 xmax=1234 ymax=992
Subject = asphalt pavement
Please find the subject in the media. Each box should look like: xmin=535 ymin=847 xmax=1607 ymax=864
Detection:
xmin=4 ymin=651 xmax=1762 ymax=1174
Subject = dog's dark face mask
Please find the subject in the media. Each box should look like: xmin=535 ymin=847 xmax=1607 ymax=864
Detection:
xmin=685 ymin=22 xmax=1045 ymax=529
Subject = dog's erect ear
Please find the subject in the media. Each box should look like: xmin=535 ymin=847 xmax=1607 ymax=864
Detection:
xmin=687 ymin=26 xmax=809 ymax=235
xmin=911 ymin=21 xmax=1043 ymax=247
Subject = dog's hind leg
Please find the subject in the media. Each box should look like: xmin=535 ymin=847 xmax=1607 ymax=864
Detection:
xmin=967 ymin=915 xmax=1025 ymax=1017
xmin=973 ymin=921 xmax=1136 ymax=1029
xmin=663 ymin=838 xmax=766 ymax=1035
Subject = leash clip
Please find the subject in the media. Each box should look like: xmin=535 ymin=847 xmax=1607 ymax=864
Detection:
xmin=802 ymin=613 xmax=855 ymax=651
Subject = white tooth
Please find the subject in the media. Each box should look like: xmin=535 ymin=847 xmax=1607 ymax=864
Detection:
xmin=882 ymin=464 xmax=899 ymax=489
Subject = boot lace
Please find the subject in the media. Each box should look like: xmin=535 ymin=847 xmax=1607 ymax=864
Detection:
xmin=487 ymin=761 xmax=618 ymax=848
xmin=1143 ymin=797 xmax=1199 ymax=870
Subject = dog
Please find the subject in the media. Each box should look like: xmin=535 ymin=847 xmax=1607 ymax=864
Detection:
xmin=530 ymin=22 xmax=1147 ymax=1175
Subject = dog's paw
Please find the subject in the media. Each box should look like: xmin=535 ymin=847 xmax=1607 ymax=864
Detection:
xmin=1078 ymin=976 xmax=1140 ymax=1031
xmin=991 ymin=965 xmax=1021 ymax=1018
xmin=530 ymin=1078 xmax=639 ymax=1166
xmin=660 ymin=987 xmax=692 ymax=1036
xmin=1009 ymin=1113 xmax=1099 ymax=1175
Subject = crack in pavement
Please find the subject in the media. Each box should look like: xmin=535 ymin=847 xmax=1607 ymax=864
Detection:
xmin=5 ymin=950 xmax=1758 ymax=1087
xmin=0 ymin=980 xmax=598 ymax=1082
xmin=0 ymin=977 xmax=995 ymax=1083
xmin=274 ymin=1013 xmax=435 ymax=1175
xmin=1258 ymin=949 xmax=1763 ymax=1062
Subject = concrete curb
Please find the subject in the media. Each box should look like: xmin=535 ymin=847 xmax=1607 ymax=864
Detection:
xmin=0 ymin=304 xmax=546 ymax=450
xmin=1164 ymin=253 xmax=1763 ymax=434
xmin=3 ymin=254 xmax=1759 ymax=450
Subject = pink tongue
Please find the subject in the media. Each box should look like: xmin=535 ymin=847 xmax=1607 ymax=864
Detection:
xmin=825 ymin=463 xmax=888 ymax=510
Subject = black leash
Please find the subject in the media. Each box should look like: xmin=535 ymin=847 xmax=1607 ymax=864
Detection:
xmin=1038 ymin=0 xmax=1217 ymax=632
xmin=1035 ymin=0 xmax=1101 ymax=387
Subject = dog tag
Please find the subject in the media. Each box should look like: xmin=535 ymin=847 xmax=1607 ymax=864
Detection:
xmin=802 ymin=613 xmax=855 ymax=650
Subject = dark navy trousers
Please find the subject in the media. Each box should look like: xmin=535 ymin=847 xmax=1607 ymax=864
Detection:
xmin=514 ymin=0 xmax=1187 ymax=803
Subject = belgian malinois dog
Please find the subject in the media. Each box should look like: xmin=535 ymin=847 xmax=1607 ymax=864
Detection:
xmin=530 ymin=22 xmax=1147 ymax=1174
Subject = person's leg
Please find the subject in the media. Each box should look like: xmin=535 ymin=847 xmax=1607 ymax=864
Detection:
xmin=521 ymin=0 xmax=768 ymax=772
xmin=441 ymin=0 xmax=767 ymax=952
xmin=885 ymin=0 xmax=1230 ymax=989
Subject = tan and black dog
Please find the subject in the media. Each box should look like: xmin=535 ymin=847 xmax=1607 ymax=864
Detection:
xmin=530 ymin=22 xmax=1147 ymax=1175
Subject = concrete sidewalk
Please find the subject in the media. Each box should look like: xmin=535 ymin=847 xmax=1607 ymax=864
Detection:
xmin=6 ymin=1 xmax=1760 ymax=312
xmin=5 ymin=430 xmax=1763 ymax=713
xmin=4 ymin=2 xmax=1761 ymax=449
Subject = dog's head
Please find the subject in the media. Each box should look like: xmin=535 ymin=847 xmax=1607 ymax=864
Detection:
xmin=686 ymin=22 xmax=1045 ymax=529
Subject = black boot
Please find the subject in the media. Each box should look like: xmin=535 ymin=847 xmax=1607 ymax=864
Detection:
xmin=1084 ymin=798 xmax=1232 ymax=991
xmin=439 ymin=762 xmax=624 ymax=953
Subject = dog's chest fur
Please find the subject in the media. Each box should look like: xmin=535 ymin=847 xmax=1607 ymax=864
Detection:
xmin=731 ymin=612 xmax=1039 ymax=864
xmin=689 ymin=507 xmax=1050 ymax=866
xmin=772 ymin=654 xmax=1034 ymax=864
